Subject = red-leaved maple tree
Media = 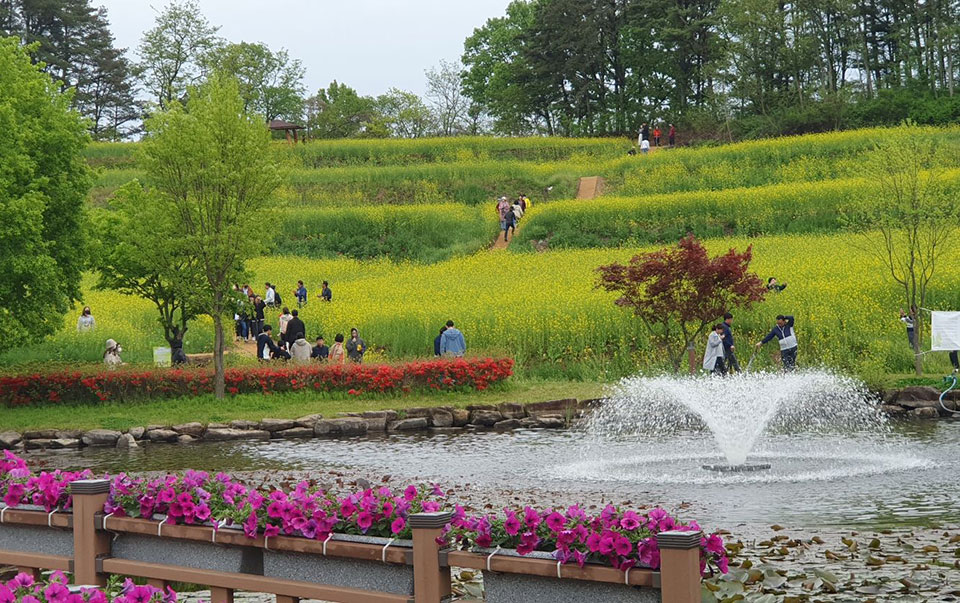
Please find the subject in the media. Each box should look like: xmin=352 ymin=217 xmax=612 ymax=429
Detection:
xmin=596 ymin=235 xmax=767 ymax=372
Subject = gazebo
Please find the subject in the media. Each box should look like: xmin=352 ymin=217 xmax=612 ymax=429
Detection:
xmin=269 ymin=119 xmax=306 ymax=143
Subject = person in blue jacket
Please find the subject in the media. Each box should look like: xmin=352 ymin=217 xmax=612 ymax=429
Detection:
xmin=756 ymin=315 xmax=797 ymax=371
xmin=433 ymin=326 xmax=447 ymax=357
xmin=439 ymin=320 xmax=467 ymax=357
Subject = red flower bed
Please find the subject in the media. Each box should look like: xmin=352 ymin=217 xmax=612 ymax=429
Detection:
xmin=0 ymin=358 xmax=514 ymax=407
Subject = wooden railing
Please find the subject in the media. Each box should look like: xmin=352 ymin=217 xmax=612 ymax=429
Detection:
xmin=0 ymin=479 xmax=704 ymax=602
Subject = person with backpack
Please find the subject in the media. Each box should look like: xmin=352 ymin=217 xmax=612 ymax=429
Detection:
xmin=503 ymin=204 xmax=517 ymax=241
xmin=756 ymin=314 xmax=798 ymax=371
xmin=511 ymin=198 xmax=524 ymax=221
xmin=294 ymin=280 xmax=307 ymax=308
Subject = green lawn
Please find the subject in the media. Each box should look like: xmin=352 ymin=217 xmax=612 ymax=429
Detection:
xmin=0 ymin=380 xmax=606 ymax=432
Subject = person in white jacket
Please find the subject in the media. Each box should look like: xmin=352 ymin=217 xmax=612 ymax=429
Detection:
xmin=702 ymin=324 xmax=727 ymax=375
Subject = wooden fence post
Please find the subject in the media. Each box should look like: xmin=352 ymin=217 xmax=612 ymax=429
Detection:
xmin=656 ymin=530 xmax=702 ymax=603
xmin=410 ymin=511 xmax=453 ymax=603
xmin=70 ymin=479 xmax=112 ymax=586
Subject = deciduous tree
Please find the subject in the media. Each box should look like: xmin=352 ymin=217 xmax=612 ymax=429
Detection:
xmin=0 ymin=37 xmax=91 ymax=350
xmin=596 ymin=235 xmax=766 ymax=372
xmin=203 ymin=41 xmax=305 ymax=122
xmin=140 ymin=75 xmax=280 ymax=396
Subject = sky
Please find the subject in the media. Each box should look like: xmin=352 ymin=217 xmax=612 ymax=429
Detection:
xmin=95 ymin=0 xmax=512 ymax=97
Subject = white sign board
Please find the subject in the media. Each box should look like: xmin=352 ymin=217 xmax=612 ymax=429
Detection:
xmin=930 ymin=312 xmax=960 ymax=351
xmin=153 ymin=346 xmax=172 ymax=367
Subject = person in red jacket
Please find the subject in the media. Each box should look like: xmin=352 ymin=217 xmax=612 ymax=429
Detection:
xmin=653 ymin=126 xmax=661 ymax=147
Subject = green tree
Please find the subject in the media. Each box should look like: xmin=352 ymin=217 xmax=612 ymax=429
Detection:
xmin=304 ymin=81 xmax=378 ymax=138
xmin=90 ymin=181 xmax=203 ymax=349
xmin=843 ymin=126 xmax=957 ymax=374
xmin=137 ymin=0 xmax=221 ymax=110
xmin=425 ymin=59 xmax=470 ymax=135
xmin=203 ymin=41 xmax=305 ymax=122
xmin=375 ymin=88 xmax=434 ymax=138
xmin=0 ymin=37 xmax=91 ymax=350
xmin=140 ymin=74 xmax=280 ymax=396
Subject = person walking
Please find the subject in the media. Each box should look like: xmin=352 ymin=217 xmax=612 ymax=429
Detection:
xmin=311 ymin=336 xmax=329 ymax=361
xmin=265 ymin=282 xmax=277 ymax=307
xmin=653 ymin=125 xmax=661 ymax=147
xmin=900 ymin=308 xmax=916 ymax=348
xmin=329 ymin=333 xmax=346 ymax=365
xmin=503 ymin=203 xmax=517 ymax=242
xmin=756 ymin=314 xmax=798 ymax=371
xmin=434 ymin=326 xmax=447 ymax=357
xmin=497 ymin=196 xmax=511 ymax=242
xmin=511 ymin=198 xmax=524 ymax=221
xmin=294 ymin=280 xmax=308 ymax=308
xmin=721 ymin=312 xmax=741 ymax=373
xmin=703 ymin=325 xmax=727 ymax=375
xmin=285 ymin=309 xmax=305 ymax=350
xmin=318 ymin=280 xmax=332 ymax=302
xmin=77 ymin=307 xmax=96 ymax=332
xmin=668 ymin=124 xmax=676 ymax=146
xmin=439 ymin=320 xmax=467 ymax=357
xmin=346 ymin=328 xmax=366 ymax=363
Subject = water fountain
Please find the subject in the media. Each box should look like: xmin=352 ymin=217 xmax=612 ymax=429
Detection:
xmin=582 ymin=369 xmax=888 ymax=473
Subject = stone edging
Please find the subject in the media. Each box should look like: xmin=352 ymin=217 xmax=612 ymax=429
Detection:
xmin=879 ymin=386 xmax=960 ymax=418
xmin=0 ymin=398 xmax=602 ymax=452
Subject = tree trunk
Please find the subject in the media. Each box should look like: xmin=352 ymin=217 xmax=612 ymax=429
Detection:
xmin=213 ymin=313 xmax=225 ymax=398
xmin=912 ymin=311 xmax=923 ymax=376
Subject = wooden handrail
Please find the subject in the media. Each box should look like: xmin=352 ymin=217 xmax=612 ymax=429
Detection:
xmin=446 ymin=550 xmax=657 ymax=587
xmin=100 ymin=558 xmax=413 ymax=603
xmin=0 ymin=551 xmax=71 ymax=572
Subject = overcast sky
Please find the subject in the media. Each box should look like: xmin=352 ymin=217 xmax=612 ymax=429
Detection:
xmin=95 ymin=0 xmax=512 ymax=97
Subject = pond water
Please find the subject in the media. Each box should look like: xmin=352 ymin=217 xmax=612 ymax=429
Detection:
xmin=25 ymin=418 xmax=960 ymax=531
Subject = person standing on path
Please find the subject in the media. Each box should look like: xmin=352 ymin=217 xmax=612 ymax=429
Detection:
xmin=668 ymin=124 xmax=676 ymax=146
xmin=721 ymin=312 xmax=741 ymax=373
xmin=77 ymin=306 xmax=95 ymax=332
xmin=439 ymin=320 xmax=467 ymax=357
xmin=497 ymin=196 xmax=511 ymax=242
xmin=757 ymin=314 xmax=798 ymax=371
xmin=346 ymin=328 xmax=366 ymax=363
xmin=703 ymin=324 xmax=726 ymax=375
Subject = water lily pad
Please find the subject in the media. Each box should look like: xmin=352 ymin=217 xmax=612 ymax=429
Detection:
xmin=866 ymin=556 xmax=886 ymax=567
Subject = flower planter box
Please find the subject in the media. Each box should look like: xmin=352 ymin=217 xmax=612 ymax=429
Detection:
xmin=262 ymin=534 xmax=414 ymax=596
xmin=111 ymin=532 xmax=263 ymax=575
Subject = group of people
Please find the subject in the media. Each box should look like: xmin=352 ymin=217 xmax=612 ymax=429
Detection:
xmin=630 ymin=122 xmax=676 ymax=155
xmin=234 ymin=281 xmax=332 ymax=343
xmin=704 ymin=312 xmax=799 ymax=375
xmin=257 ymin=319 xmax=367 ymax=366
xmin=433 ymin=320 xmax=467 ymax=357
xmin=496 ymin=194 xmax=531 ymax=242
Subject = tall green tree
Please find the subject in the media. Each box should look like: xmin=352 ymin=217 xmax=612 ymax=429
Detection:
xmin=137 ymin=0 xmax=220 ymax=110
xmin=203 ymin=41 xmax=305 ymax=122
xmin=375 ymin=88 xmax=434 ymax=138
xmin=140 ymin=75 xmax=280 ymax=396
xmin=0 ymin=37 xmax=90 ymax=350
xmin=90 ymin=181 xmax=203 ymax=349
xmin=304 ymin=81 xmax=378 ymax=138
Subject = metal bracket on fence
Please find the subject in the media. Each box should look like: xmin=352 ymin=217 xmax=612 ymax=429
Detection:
xmin=322 ymin=533 xmax=333 ymax=556
xmin=211 ymin=520 xmax=222 ymax=543
xmin=264 ymin=535 xmax=270 ymax=551
xmin=0 ymin=505 xmax=7 ymax=524
xmin=101 ymin=513 xmax=121 ymax=542
xmin=556 ymin=560 xmax=562 ymax=579
xmin=47 ymin=510 xmax=57 ymax=527
xmin=382 ymin=537 xmax=396 ymax=563
xmin=157 ymin=516 xmax=171 ymax=537
xmin=486 ymin=546 xmax=501 ymax=571
xmin=624 ymin=567 xmax=631 ymax=585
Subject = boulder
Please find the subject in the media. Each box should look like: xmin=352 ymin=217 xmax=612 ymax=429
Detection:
xmin=295 ymin=414 xmax=323 ymax=428
xmin=880 ymin=405 xmax=908 ymax=417
xmin=273 ymin=427 xmax=315 ymax=439
xmin=519 ymin=417 xmax=541 ymax=427
xmin=127 ymin=427 xmax=146 ymax=440
xmin=259 ymin=418 xmax=296 ymax=432
xmin=23 ymin=429 xmax=58 ymax=440
xmin=177 ymin=435 xmax=196 ymax=444
xmin=387 ymin=418 xmax=429 ymax=432
xmin=897 ymin=386 xmax=940 ymax=402
xmin=314 ymin=418 xmax=368 ymax=437
xmin=172 ymin=422 xmax=205 ymax=437
xmin=82 ymin=429 xmax=122 ymax=447
xmin=56 ymin=429 xmax=83 ymax=440
xmin=207 ymin=422 xmax=229 ymax=429
xmin=524 ymin=399 xmax=579 ymax=416
xmin=25 ymin=439 xmax=53 ymax=450
xmin=364 ymin=417 xmax=388 ymax=432
xmin=910 ymin=407 xmax=940 ymax=419
xmin=203 ymin=428 xmax=271 ymax=442
xmin=229 ymin=420 xmax=258 ymax=430
xmin=494 ymin=418 xmax=523 ymax=430
xmin=146 ymin=429 xmax=179 ymax=443
xmin=0 ymin=432 xmax=22 ymax=449
xmin=451 ymin=409 xmax=470 ymax=427
xmin=403 ymin=407 xmax=433 ymax=419
xmin=469 ymin=410 xmax=502 ymax=427
xmin=336 ymin=412 xmax=362 ymax=418
xmin=897 ymin=398 xmax=940 ymax=409
xmin=429 ymin=409 xmax=454 ymax=428
xmin=362 ymin=410 xmax=399 ymax=421
xmin=145 ymin=424 xmax=168 ymax=432
xmin=537 ymin=416 xmax=566 ymax=429
xmin=497 ymin=403 xmax=525 ymax=419
xmin=48 ymin=438 xmax=82 ymax=449
xmin=116 ymin=433 xmax=138 ymax=450
xmin=466 ymin=404 xmax=497 ymax=411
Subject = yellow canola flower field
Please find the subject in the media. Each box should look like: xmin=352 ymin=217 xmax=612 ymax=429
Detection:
xmin=10 ymin=232 xmax=960 ymax=377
